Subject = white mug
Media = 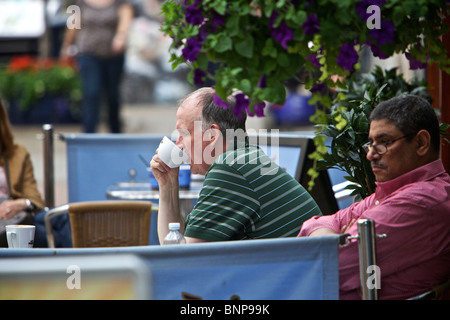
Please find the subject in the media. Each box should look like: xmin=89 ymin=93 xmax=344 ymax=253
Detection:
xmin=158 ymin=136 xmax=189 ymax=168
xmin=6 ymin=225 xmax=35 ymax=248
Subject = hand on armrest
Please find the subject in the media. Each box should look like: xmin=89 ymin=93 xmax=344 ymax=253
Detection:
xmin=309 ymin=228 xmax=339 ymax=237
xmin=309 ymin=219 xmax=356 ymax=237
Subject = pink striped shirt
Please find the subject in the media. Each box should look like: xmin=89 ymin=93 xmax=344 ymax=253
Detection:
xmin=298 ymin=159 xmax=450 ymax=299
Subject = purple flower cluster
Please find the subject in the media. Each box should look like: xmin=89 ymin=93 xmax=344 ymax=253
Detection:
xmin=306 ymin=53 xmax=321 ymax=67
xmin=310 ymin=82 xmax=327 ymax=94
xmin=193 ymin=68 xmax=206 ymax=85
xmin=213 ymin=93 xmax=230 ymax=109
xmin=185 ymin=0 xmax=203 ymax=25
xmin=269 ymin=12 xmax=294 ymax=50
xmin=213 ymin=93 xmax=265 ymax=118
xmin=405 ymin=51 xmax=427 ymax=70
xmin=181 ymin=1 xmax=226 ymax=83
xmin=302 ymin=14 xmax=320 ymax=36
xmin=234 ymin=93 xmax=250 ymax=118
xmin=257 ymin=74 xmax=267 ymax=88
xmin=181 ymin=0 xmax=203 ymax=62
xmin=367 ymin=19 xmax=395 ymax=59
xmin=336 ymin=42 xmax=359 ymax=72
xmin=182 ymin=38 xmax=202 ymax=62
xmin=355 ymin=0 xmax=394 ymax=59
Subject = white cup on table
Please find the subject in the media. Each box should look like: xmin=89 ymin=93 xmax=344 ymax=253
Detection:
xmin=6 ymin=225 xmax=35 ymax=248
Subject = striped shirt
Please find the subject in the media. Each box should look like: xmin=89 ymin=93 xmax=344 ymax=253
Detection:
xmin=184 ymin=142 xmax=322 ymax=241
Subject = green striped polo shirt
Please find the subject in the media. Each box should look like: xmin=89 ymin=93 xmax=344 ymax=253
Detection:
xmin=184 ymin=142 xmax=322 ymax=241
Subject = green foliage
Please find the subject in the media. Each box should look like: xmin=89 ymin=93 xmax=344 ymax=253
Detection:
xmin=0 ymin=56 xmax=81 ymax=110
xmin=161 ymin=0 xmax=450 ymax=110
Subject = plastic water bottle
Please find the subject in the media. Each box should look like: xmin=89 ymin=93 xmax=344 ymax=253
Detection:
xmin=163 ymin=222 xmax=186 ymax=245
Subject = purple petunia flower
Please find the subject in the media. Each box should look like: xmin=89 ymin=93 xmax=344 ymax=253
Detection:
xmin=193 ymin=68 xmax=206 ymax=86
xmin=368 ymin=19 xmax=394 ymax=46
xmin=271 ymin=21 xmax=294 ymax=50
xmin=234 ymin=93 xmax=250 ymax=119
xmin=182 ymin=37 xmax=202 ymax=62
xmin=336 ymin=43 xmax=359 ymax=72
xmin=302 ymin=14 xmax=320 ymax=36
xmin=310 ymin=82 xmax=327 ymax=94
xmin=269 ymin=12 xmax=294 ymax=50
xmin=211 ymin=13 xmax=226 ymax=31
xmin=368 ymin=44 xmax=389 ymax=59
xmin=258 ymin=74 xmax=267 ymax=89
xmin=306 ymin=53 xmax=321 ymax=67
xmin=365 ymin=19 xmax=394 ymax=59
xmin=185 ymin=0 xmax=203 ymax=25
xmin=250 ymin=101 xmax=266 ymax=117
xmin=405 ymin=52 xmax=427 ymax=70
xmin=213 ymin=93 xmax=229 ymax=109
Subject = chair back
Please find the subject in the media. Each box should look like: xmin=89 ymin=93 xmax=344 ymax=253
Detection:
xmin=68 ymin=200 xmax=151 ymax=247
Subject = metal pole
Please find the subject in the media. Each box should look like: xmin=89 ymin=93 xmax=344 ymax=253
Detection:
xmin=42 ymin=124 xmax=54 ymax=208
xmin=356 ymin=219 xmax=378 ymax=300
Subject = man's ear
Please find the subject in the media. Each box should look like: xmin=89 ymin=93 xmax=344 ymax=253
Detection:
xmin=415 ymin=129 xmax=431 ymax=157
xmin=207 ymin=124 xmax=221 ymax=143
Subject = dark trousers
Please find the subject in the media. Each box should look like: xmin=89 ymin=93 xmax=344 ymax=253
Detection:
xmin=77 ymin=54 xmax=125 ymax=133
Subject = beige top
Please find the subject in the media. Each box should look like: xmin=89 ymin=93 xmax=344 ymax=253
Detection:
xmin=75 ymin=0 xmax=127 ymax=57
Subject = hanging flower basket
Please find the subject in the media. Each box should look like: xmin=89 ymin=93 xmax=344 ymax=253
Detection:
xmin=161 ymin=0 xmax=450 ymax=114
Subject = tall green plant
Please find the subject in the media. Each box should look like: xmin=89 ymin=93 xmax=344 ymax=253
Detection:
xmin=315 ymin=67 xmax=435 ymax=199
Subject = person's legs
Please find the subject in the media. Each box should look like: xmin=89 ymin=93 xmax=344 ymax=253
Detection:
xmin=34 ymin=210 xmax=72 ymax=247
xmin=77 ymin=54 xmax=102 ymax=133
xmin=102 ymin=55 xmax=125 ymax=133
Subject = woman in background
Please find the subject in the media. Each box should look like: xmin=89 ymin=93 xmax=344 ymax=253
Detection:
xmin=0 ymin=99 xmax=46 ymax=247
xmin=61 ymin=0 xmax=134 ymax=133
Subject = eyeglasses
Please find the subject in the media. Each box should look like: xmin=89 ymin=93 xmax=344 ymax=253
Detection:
xmin=362 ymin=132 xmax=416 ymax=155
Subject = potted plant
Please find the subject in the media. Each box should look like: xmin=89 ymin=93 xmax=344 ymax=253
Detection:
xmin=0 ymin=55 xmax=82 ymax=124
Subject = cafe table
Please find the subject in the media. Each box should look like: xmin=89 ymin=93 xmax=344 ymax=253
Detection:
xmin=105 ymin=180 xmax=204 ymax=218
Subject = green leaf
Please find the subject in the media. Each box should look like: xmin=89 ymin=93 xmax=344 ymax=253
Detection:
xmin=392 ymin=6 xmax=405 ymax=25
xmin=214 ymin=34 xmax=232 ymax=53
xmin=240 ymin=78 xmax=252 ymax=93
xmin=262 ymin=39 xmax=277 ymax=58
xmin=277 ymin=53 xmax=290 ymax=67
xmin=212 ymin=0 xmax=227 ymax=15
xmin=226 ymin=15 xmax=240 ymax=37
xmin=235 ymin=37 xmax=254 ymax=58
xmin=295 ymin=10 xmax=307 ymax=26
xmin=214 ymin=83 xmax=228 ymax=101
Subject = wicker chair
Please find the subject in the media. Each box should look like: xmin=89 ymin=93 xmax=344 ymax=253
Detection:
xmin=44 ymin=200 xmax=152 ymax=248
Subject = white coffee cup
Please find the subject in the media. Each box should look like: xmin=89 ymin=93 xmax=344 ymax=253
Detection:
xmin=6 ymin=225 xmax=35 ymax=248
xmin=158 ymin=136 xmax=189 ymax=168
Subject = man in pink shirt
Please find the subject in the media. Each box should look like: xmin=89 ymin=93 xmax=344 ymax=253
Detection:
xmin=298 ymin=95 xmax=450 ymax=299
